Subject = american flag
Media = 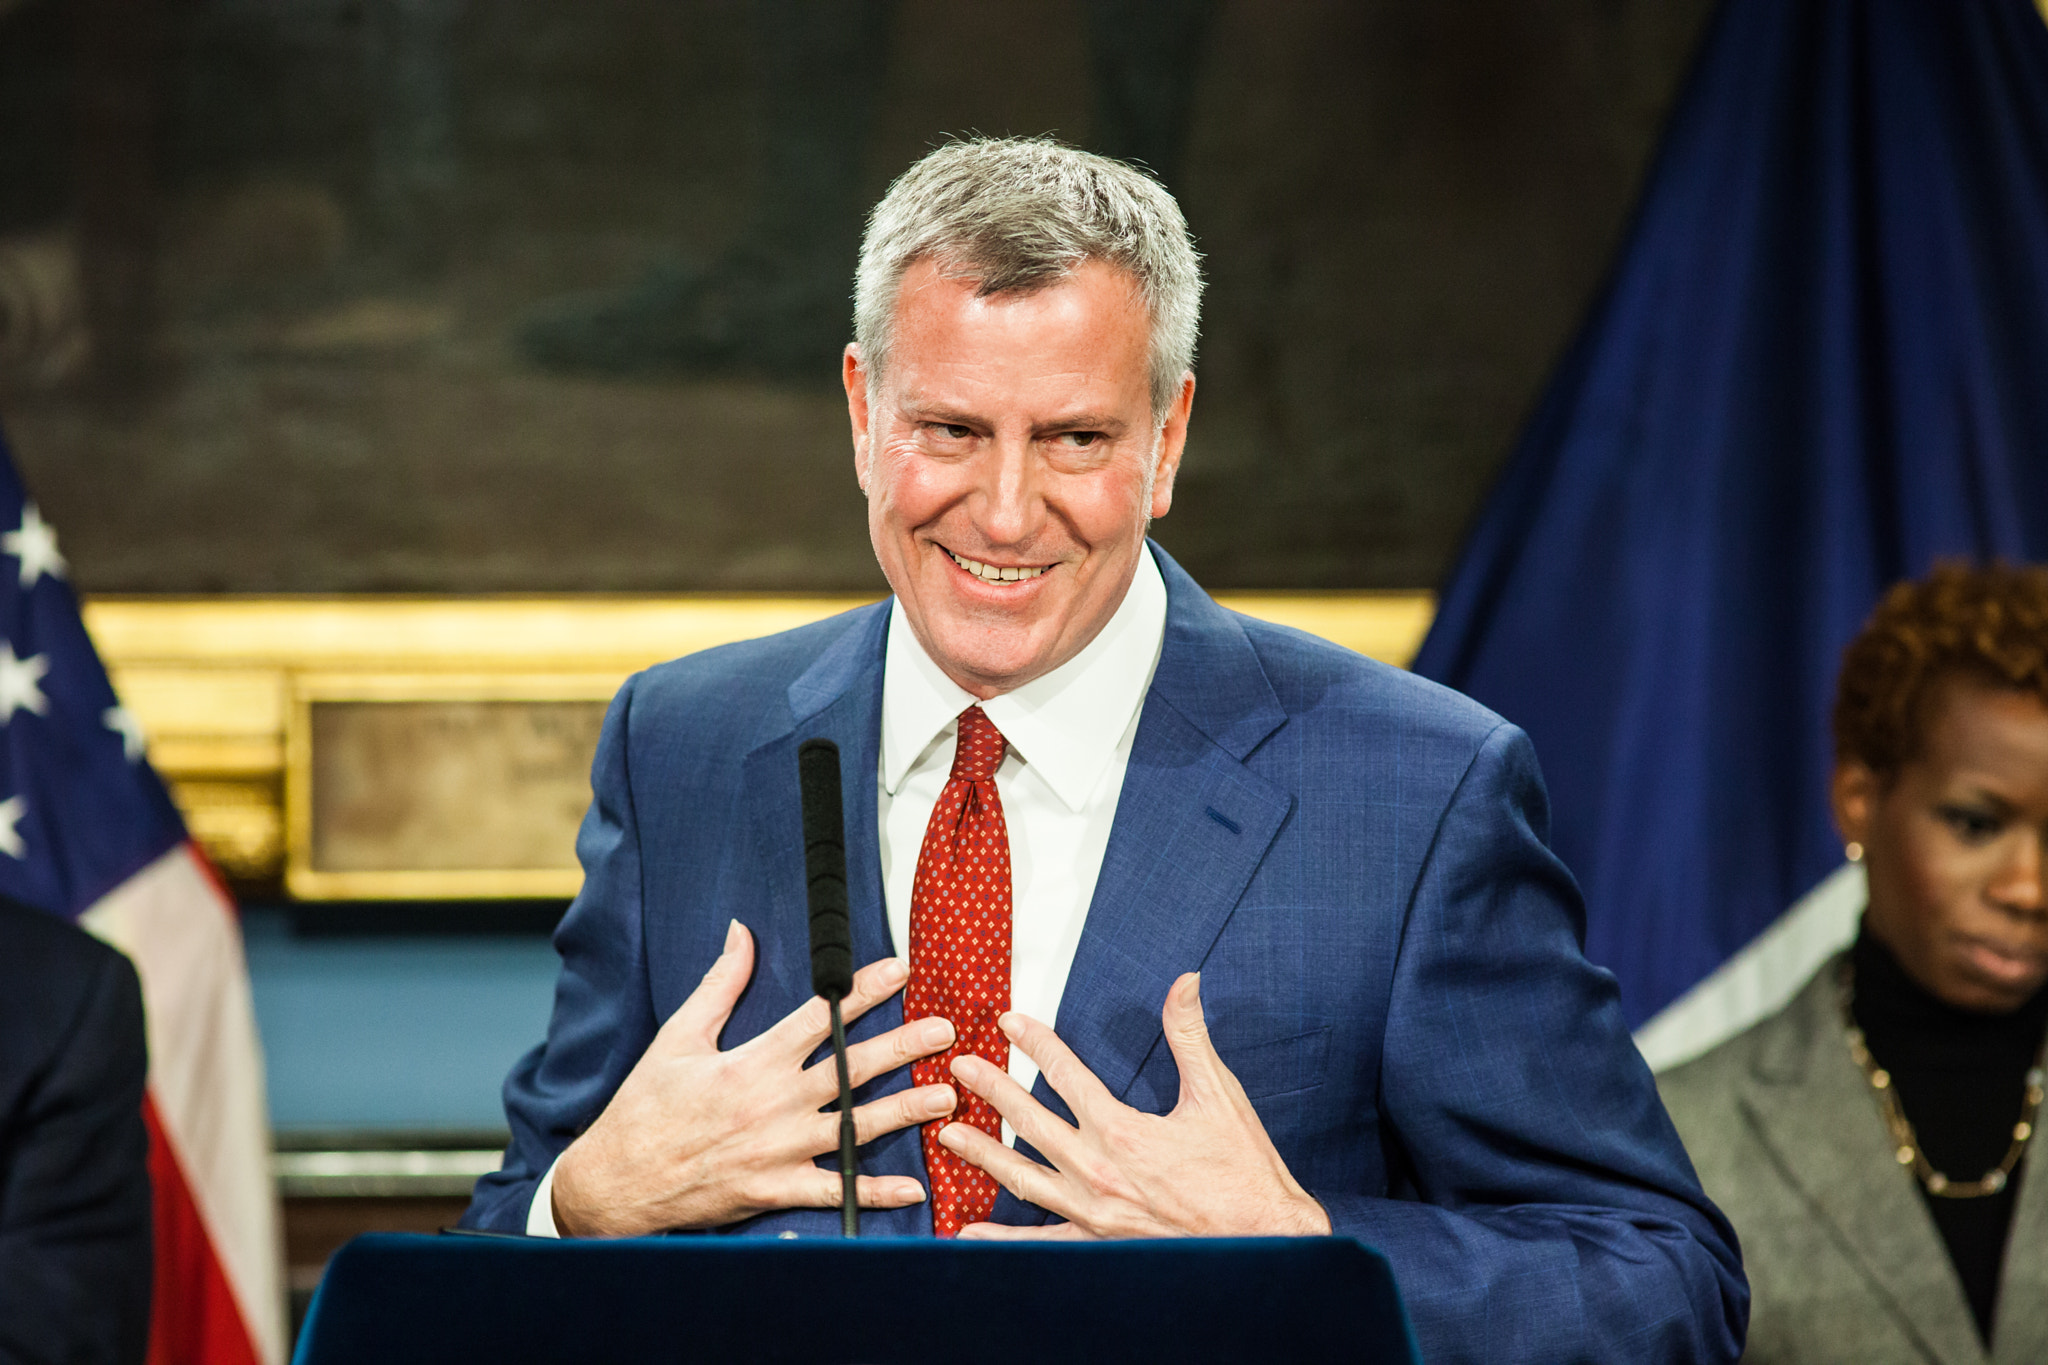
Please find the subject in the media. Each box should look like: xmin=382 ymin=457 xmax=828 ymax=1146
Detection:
xmin=0 ymin=428 xmax=283 ymax=1363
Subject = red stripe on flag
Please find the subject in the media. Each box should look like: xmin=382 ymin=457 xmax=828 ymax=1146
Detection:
xmin=143 ymin=1094 xmax=262 ymax=1365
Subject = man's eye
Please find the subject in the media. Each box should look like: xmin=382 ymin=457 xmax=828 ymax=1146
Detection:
xmin=929 ymin=424 xmax=973 ymax=441
xmin=1939 ymin=805 xmax=2003 ymax=840
xmin=1058 ymin=431 xmax=1103 ymax=448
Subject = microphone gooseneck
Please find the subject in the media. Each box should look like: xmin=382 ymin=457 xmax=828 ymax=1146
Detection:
xmin=797 ymin=738 xmax=859 ymax=1237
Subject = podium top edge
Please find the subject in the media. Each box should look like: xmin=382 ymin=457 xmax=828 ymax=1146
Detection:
xmin=342 ymin=1229 xmax=1390 ymax=1263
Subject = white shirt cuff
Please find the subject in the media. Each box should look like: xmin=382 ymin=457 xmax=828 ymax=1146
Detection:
xmin=526 ymin=1156 xmax=564 ymax=1237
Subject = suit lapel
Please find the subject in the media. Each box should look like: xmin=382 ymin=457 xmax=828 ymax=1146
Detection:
xmin=1741 ymin=968 xmax=1989 ymax=1365
xmin=734 ymin=604 xmax=931 ymax=1231
xmin=1047 ymin=701 xmax=1291 ymax=1109
xmin=991 ymin=549 xmax=1293 ymax=1225
xmin=736 ymin=617 xmax=894 ymax=1010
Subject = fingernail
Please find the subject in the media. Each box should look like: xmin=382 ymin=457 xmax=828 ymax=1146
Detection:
xmin=929 ymin=1084 xmax=958 ymax=1116
xmin=920 ymin=1017 xmax=954 ymax=1048
xmin=1180 ymin=972 xmax=1201 ymax=1005
xmin=936 ymin=1122 xmax=964 ymax=1150
xmin=724 ymin=919 xmax=742 ymax=954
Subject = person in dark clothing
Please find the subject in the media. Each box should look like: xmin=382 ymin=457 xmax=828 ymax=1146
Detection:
xmin=1661 ymin=561 xmax=2048 ymax=1364
xmin=0 ymin=896 xmax=152 ymax=1365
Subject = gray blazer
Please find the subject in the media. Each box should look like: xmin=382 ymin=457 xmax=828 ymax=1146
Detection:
xmin=1659 ymin=956 xmax=2048 ymax=1364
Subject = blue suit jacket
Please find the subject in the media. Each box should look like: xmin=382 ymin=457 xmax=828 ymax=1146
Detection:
xmin=466 ymin=546 xmax=1747 ymax=1363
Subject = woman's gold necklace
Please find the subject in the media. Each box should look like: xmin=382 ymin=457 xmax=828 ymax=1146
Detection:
xmin=1839 ymin=959 xmax=2047 ymax=1199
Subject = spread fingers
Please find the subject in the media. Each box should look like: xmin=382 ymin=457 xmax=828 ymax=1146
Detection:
xmin=758 ymin=956 xmax=911 ymax=1060
xmin=818 ymin=1082 xmax=958 ymax=1150
xmin=936 ymin=1121 xmax=1069 ymax=1218
xmin=782 ymin=1170 xmax=929 ymax=1211
xmin=839 ymin=1015 xmax=956 ymax=1089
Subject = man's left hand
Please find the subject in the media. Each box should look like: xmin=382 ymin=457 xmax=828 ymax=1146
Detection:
xmin=938 ymin=971 xmax=1333 ymax=1240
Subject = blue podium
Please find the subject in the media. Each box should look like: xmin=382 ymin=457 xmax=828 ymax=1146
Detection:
xmin=293 ymin=1233 xmax=1417 ymax=1364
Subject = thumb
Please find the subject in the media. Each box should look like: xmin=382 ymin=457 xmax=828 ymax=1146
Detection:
xmin=661 ymin=919 xmax=755 ymax=1052
xmin=1162 ymin=972 xmax=1223 ymax=1105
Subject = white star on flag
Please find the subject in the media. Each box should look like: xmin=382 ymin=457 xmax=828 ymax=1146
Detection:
xmin=104 ymin=705 xmax=146 ymax=761
xmin=2 ymin=501 xmax=66 ymax=589
xmin=0 ymin=642 xmax=48 ymax=723
xmin=0 ymin=795 xmax=26 ymax=858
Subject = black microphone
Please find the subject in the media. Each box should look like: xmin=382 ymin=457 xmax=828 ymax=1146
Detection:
xmin=798 ymin=739 xmax=853 ymax=1001
xmin=797 ymin=738 xmax=858 ymax=1237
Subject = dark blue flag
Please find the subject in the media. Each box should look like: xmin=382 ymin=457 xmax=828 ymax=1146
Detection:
xmin=1413 ymin=0 xmax=2048 ymax=1036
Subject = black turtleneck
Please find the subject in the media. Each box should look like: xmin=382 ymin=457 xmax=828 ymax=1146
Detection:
xmin=1850 ymin=927 xmax=2048 ymax=1347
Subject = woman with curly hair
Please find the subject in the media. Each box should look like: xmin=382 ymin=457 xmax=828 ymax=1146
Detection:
xmin=1660 ymin=561 xmax=2048 ymax=1365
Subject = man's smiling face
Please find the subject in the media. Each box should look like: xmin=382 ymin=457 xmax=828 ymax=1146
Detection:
xmin=845 ymin=256 xmax=1193 ymax=699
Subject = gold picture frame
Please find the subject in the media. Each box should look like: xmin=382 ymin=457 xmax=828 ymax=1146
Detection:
xmin=91 ymin=591 xmax=1433 ymax=892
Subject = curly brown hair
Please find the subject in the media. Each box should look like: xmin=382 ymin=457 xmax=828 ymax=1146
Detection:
xmin=1832 ymin=560 xmax=2048 ymax=775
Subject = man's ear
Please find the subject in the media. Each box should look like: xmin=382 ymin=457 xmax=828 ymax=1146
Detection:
xmin=844 ymin=344 xmax=872 ymax=492
xmin=1149 ymin=371 xmax=1196 ymax=519
xmin=1831 ymin=759 xmax=1879 ymax=851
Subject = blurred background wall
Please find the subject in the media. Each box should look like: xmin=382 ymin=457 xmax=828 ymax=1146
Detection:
xmin=0 ymin=0 xmax=1712 ymax=594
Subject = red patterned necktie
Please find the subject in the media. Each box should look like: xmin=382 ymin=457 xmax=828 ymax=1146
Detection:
xmin=905 ymin=704 xmax=1013 ymax=1237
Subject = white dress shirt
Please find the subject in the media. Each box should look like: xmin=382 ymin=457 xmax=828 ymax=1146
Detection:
xmin=528 ymin=546 xmax=1167 ymax=1235
xmin=879 ymin=544 xmax=1166 ymax=1098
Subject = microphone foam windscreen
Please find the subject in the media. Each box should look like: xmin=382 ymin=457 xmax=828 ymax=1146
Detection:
xmin=797 ymin=738 xmax=853 ymax=1001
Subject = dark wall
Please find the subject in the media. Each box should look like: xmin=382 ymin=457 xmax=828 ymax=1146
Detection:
xmin=0 ymin=0 xmax=1715 ymax=592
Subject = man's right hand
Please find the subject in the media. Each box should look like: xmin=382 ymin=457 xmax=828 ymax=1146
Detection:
xmin=549 ymin=918 xmax=956 ymax=1237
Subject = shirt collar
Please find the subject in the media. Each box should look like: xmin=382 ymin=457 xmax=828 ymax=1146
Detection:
xmin=880 ymin=544 xmax=1168 ymax=811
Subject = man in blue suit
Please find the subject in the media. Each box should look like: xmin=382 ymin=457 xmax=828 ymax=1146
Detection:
xmin=466 ymin=137 xmax=1746 ymax=1361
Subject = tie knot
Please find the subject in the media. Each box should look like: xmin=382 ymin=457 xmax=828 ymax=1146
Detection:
xmin=949 ymin=705 xmax=1006 ymax=784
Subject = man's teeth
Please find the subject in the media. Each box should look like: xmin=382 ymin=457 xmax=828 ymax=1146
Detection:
xmin=947 ymin=550 xmax=1047 ymax=583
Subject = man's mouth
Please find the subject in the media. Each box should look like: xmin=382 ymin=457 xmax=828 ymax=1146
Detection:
xmin=944 ymin=547 xmax=1050 ymax=584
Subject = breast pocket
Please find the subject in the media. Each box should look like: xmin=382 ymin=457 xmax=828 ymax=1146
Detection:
xmin=1215 ymin=1023 xmax=1331 ymax=1102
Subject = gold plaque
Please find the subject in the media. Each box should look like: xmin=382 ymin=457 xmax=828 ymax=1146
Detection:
xmin=285 ymin=674 xmax=621 ymax=899
xmin=126 ymin=593 xmax=1431 ymax=893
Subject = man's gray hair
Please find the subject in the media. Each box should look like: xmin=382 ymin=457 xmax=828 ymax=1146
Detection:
xmin=854 ymin=137 xmax=1203 ymax=418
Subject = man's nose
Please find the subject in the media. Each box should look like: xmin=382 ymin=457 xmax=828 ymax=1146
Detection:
xmin=975 ymin=435 xmax=1042 ymax=545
